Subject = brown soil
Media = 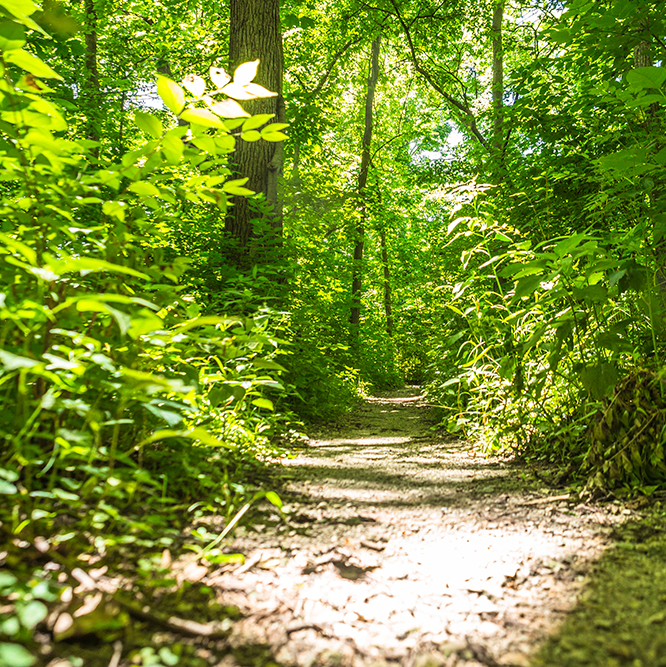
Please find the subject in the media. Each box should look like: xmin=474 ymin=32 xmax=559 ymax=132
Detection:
xmin=207 ymin=388 xmax=630 ymax=667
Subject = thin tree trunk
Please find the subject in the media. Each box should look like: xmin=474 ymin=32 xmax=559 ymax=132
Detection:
xmin=227 ymin=0 xmax=284 ymax=255
xmin=83 ymin=0 xmax=100 ymax=151
xmin=380 ymin=226 xmax=393 ymax=338
xmin=491 ymin=0 xmax=505 ymax=183
xmin=350 ymin=38 xmax=380 ymax=338
xmin=632 ymin=22 xmax=666 ymax=295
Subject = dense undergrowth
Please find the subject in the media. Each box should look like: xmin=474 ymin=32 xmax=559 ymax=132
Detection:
xmin=0 ymin=7 xmax=300 ymax=665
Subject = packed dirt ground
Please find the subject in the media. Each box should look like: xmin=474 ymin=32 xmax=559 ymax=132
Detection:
xmin=204 ymin=388 xmax=645 ymax=667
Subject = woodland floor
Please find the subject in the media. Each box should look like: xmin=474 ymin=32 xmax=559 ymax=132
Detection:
xmin=197 ymin=387 xmax=666 ymax=667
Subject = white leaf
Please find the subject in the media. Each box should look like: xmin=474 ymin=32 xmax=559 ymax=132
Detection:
xmin=210 ymin=66 xmax=230 ymax=88
xmin=221 ymin=82 xmax=277 ymax=101
xmin=244 ymin=82 xmax=277 ymax=98
xmin=233 ymin=59 xmax=259 ymax=85
xmin=182 ymin=74 xmax=206 ymax=97
xmin=210 ymin=99 xmax=250 ymax=118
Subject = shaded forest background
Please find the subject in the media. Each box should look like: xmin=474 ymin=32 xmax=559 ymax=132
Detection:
xmin=0 ymin=0 xmax=666 ymax=664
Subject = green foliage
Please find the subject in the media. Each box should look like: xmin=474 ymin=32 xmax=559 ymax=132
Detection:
xmin=0 ymin=3 xmax=292 ymax=663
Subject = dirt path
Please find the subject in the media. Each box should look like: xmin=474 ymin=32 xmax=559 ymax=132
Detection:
xmin=209 ymin=388 xmax=627 ymax=667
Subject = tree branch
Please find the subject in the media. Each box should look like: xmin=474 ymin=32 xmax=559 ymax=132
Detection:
xmin=311 ymin=36 xmax=364 ymax=97
xmin=389 ymin=0 xmax=488 ymax=149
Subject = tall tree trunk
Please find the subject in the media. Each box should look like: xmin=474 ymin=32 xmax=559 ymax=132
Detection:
xmin=491 ymin=0 xmax=504 ymax=176
xmin=632 ymin=19 xmax=666 ymax=296
xmin=83 ymin=0 xmax=100 ymax=151
xmin=227 ymin=0 xmax=284 ymax=256
xmin=350 ymin=38 xmax=380 ymax=340
xmin=380 ymin=226 xmax=393 ymax=338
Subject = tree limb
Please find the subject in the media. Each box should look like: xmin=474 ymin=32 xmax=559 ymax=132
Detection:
xmin=389 ymin=0 xmax=488 ymax=149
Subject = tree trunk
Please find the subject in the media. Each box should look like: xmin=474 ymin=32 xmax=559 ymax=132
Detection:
xmin=227 ymin=0 xmax=284 ymax=255
xmin=350 ymin=38 xmax=380 ymax=339
xmin=380 ymin=226 xmax=393 ymax=338
xmin=83 ymin=0 xmax=100 ymax=151
xmin=491 ymin=0 xmax=504 ymax=176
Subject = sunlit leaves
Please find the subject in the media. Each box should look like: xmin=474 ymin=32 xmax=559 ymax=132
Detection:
xmin=222 ymin=178 xmax=254 ymax=196
xmin=134 ymin=111 xmax=162 ymax=139
xmin=157 ymin=75 xmax=185 ymax=114
xmin=209 ymin=98 xmax=249 ymax=118
xmin=209 ymin=66 xmax=230 ymax=89
xmin=180 ymin=107 xmax=226 ymax=128
xmin=0 ymin=643 xmax=35 ymax=667
xmin=220 ymin=59 xmax=277 ymax=100
xmin=233 ymin=60 xmax=259 ymax=85
xmin=183 ymin=73 xmax=206 ymax=97
xmin=5 ymin=48 xmax=62 ymax=79
xmin=626 ymin=67 xmax=666 ymax=91
xmin=260 ymin=123 xmax=288 ymax=142
xmin=242 ymin=113 xmax=274 ymax=131
xmin=240 ymin=130 xmax=261 ymax=142
xmin=0 ymin=21 xmax=25 ymax=50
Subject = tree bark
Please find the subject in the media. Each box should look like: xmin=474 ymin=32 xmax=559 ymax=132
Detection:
xmin=491 ymin=1 xmax=505 ymax=176
xmin=83 ymin=0 xmax=100 ymax=151
xmin=380 ymin=226 xmax=393 ymax=338
xmin=350 ymin=38 xmax=381 ymax=339
xmin=227 ymin=0 xmax=284 ymax=254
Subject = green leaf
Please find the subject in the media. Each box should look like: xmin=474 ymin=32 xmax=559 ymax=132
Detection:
xmin=173 ymin=315 xmax=240 ymax=333
xmin=265 ymin=491 xmax=282 ymax=508
xmin=252 ymin=359 xmax=287 ymax=371
xmin=0 ymin=0 xmax=46 ymax=35
xmin=53 ymin=488 xmax=79 ymax=502
xmin=17 ymin=601 xmax=47 ymax=630
xmin=102 ymin=200 xmax=126 ymax=221
xmin=162 ymin=133 xmax=184 ymax=164
xmin=180 ymin=108 xmax=226 ymax=128
xmin=513 ymin=275 xmax=542 ymax=300
xmin=0 ymin=643 xmax=36 ymax=667
xmin=143 ymin=403 xmax=183 ymax=427
xmin=0 ymin=573 xmax=17 ymax=588
xmin=579 ymin=363 xmax=619 ymax=400
xmin=51 ymin=256 xmax=149 ymax=280
xmin=626 ymin=67 xmax=666 ymax=91
xmin=128 ymin=181 xmax=161 ymax=197
xmin=0 ymin=21 xmax=25 ymax=50
xmin=252 ymin=398 xmax=274 ymax=411
xmin=241 ymin=129 xmax=261 ymax=142
xmin=242 ymin=114 xmax=274 ymax=131
xmin=157 ymin=75 xmax=185 ymax=114
xmin=77 ymin=300 xmax=131 ymax=335
xmin=158 ymin=648 xmax=179 ymax=666
xmin=134 ymin=111 xmax=163 ymax=139
xmin=0 ymin=231 xmax=37 ymax=264
xmin=0 ymin=468 xmax=18 ymax=482
xmin=222 ymin=178 xmax=254 ymax=196
xmin=553 ymin=232 xmax=587 ymax=258
xmin=5 ymin=49 xmax=62 ymax=79
xmin=0 ymin=350 xmax=39 ymax=370
xmin=260 ymin=123 xmax=288 ymax=141
xmin=0 ymin=480 xmax=17 ymax=494
xmin=572 ymin=285 xmax=608 ymax=304
xmin=1 ymin=0 xmax=36 ymax=16
xmin=128 ymin=309 xmax=164 ymax=338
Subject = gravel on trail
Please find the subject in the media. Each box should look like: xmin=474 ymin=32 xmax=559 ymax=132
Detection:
xmin=205 ymin=388 xmax=629 ymax=667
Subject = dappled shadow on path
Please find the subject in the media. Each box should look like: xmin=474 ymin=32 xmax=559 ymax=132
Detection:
xmin=208 ymin=387 xmax=630 ymax=667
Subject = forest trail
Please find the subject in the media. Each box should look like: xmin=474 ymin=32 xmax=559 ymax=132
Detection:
xmin=210 ymin=388 xmax=625 ymax=667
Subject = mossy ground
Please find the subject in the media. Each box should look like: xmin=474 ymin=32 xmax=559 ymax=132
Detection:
xmin=534 ymin=513 xmax=666 ymax=667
